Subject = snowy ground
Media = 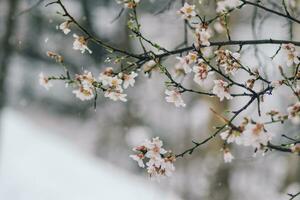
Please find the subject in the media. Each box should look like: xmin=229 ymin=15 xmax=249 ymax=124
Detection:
xmin=0 ymin=109 xmax=180 ymax=200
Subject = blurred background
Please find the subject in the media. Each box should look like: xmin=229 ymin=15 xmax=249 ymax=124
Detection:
xmin=0 ymin=0 xmax=299 ymax=199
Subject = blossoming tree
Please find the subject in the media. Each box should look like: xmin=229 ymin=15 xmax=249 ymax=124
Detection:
xmin=40 ymin=0 xmax=299 ymax=189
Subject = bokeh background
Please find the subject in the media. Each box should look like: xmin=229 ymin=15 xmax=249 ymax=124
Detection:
xmin=0 ymin=0 xmax=299 ymax=199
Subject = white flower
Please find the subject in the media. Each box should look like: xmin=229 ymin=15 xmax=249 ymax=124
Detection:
xmin=73 ymin=71 xmax=96 ymax=101
xmin=220 ymin=130 xmax=243 ymax=145
xmin=175 ymin=56 xmax=192 ymax=74
xmin=178 ymin=2 xmax=196 ymax=20
xmin=73 ymin=34 xmax=92 ymax=54
xmin=242 ymin=123 xmax=272 ymax=149
xmin=223 ymin=148 xmax=234 ymax=163
xmin=145 ymin=137 xmax=167 ymax=159
xmin=72 ymin=86 xmax=94 ymax=101
xmin=194 ymin=27 xmax=211 ymax=48
xmin=99 ymin=67 xmax=114 ymax=86
xmin=212 ymin=80 xmax=233 ymax=101
xmin=287 ymin=102 xmax=300 ymax=124
xmin=58 ymin=20 xmax=71 ymax=35
xmin=215 ymin=49 xmax=240 ymax=75
xmin=122 ymin=71 xmax=138 ymax=89
xmin=104 ymin=90 xmax=127 ymax=102
xmin=193 ymin=59 xmax=211 ymax=85
xmin=39 ymin=72 xmax=53 ymax=90
xmin=108 ymin=76 xmax=123 ymax=92
xmin=165 ymin=89 xmax=186 ymax=107
xmin=130 ymin=154 xmax=145 ymax=168
xmin=282 ymin=43 xmax=300 ymax=67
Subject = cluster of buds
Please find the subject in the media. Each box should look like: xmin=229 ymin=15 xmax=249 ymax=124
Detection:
xmin=215 ymin=49 xmax=241 ymax=75
xmin=282 ymin=43 xmax=300 ymax=67
xmin=46 ymin=51 xmax=64 ymax=63
xmin=130 ymin=137 xmax=176 ymax=179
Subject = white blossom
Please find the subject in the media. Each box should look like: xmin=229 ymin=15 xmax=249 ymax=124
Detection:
xmin=118 ymin=0 xmax=140 ymax=8
xmin=129 ymin=154 xmax=145 ymax=168
xmin=72 ymin=71 xmax=96 ymax=101
xmin=73 ymin=34 xmax=92 ymax=54
xmin=72 ymin=86 xmax=94 ymax=101
xmin=194 ymin=27 xmax=211 ymax=48
xmin=58 ymin=20 xmax=71 ymax=35
xmin=108 ymin=76 xmax=123 ymax=91
xmin=99 ymin=67 xmax=114 ymax=86
xmin=223 ymin=148 xmax=234 ymax=163
xmin=282 ymin=43 xmax=300 ymax=67
xmin=39 ymin=72 xmax=53 ymax=90
xmin=122 ymin=71 xmax=138 ymax=89
xmin=130 ymin=137 xmax=175 ymax=179
xmin=220 ymin=130 xmax=243 ymax=145
xmin=287 ymin=102 xmax=300 ymax=124
xmin=193 ymin=59 xmax=212 ymax=85
xmin=212 ymin=80 xmax=233 ymax=101
xmin=104 ymin=90 xmax=127 ymax=102
xmin=178 ymin=2 xmax=196 ymax=20
xmin=242 ymin=123 xmax=272 ymax=149
xmin=215 ymin=49 xmax=240 ymax=75
xmin=165 ymin=89 xmax=186 ymax=107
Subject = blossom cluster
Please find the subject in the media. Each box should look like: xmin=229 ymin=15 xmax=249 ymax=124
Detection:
xmin=40 ymin=67 xmax=138 ymax=102
xmin=215 ymin=49 xmax=241 ymax=75
xmin=282 ymin=43 xmax=300 ymax=67
xmin=220 ymin=121 xmax=273 ymax=162
xmin=130 ymin=137 xmax=176 ymax=179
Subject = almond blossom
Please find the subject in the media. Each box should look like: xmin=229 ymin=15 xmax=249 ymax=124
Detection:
xmin=72 ymin=86 xmax=95 ymax=101
xmin=220 ymin=129 xmax=243 ymax=145
xmin=73 ymin=34 xmax=92 ymax=54
xmin=39 ymin=72 xmax=53 ymax=90
xmin=121 ymin=71 xmax=138 ymax=89
xmin=192 ymin=59 xmax=212 ymax=85
xmin=99 ymin=67 xmax=114 ymax=86
xmin=287 ymin=102 xmax=300 ymax=124
xmin=242 ymin=123 xmax=273 ymax=149
xmin=130 ymin=137 xmax=176 ymax=179
xmin=215 ymin=49 xmax=241 ymax=75
xmin=194 ymin=26 xmax=211 ymax=49
xmin=175 ymin=52 xmax=198 ymax=74
xmin=165 ymin=89 xmax=186 ymax=107
xmin=72 ymin=71 xmax=96 ymax=101
xmin=108 ymin=76 xmax=123 ymax=91
xmin=282 ymin=43 xmax=300 ymax=67
xmin=177 ymin=2 xmax=196 ymax=20
xmin=212 ymin=80 xmax=233 ymax=101
xmin=104 ymin=89 xmax=127 ymax=102
xmin=58 ymin=20 xmax=71 ymax=35
xmin=223 ymin=148 xmax=234 ymax=163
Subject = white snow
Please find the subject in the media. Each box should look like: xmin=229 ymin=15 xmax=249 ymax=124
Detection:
xmin=0 ymin=109 xmax=181 ymax=200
